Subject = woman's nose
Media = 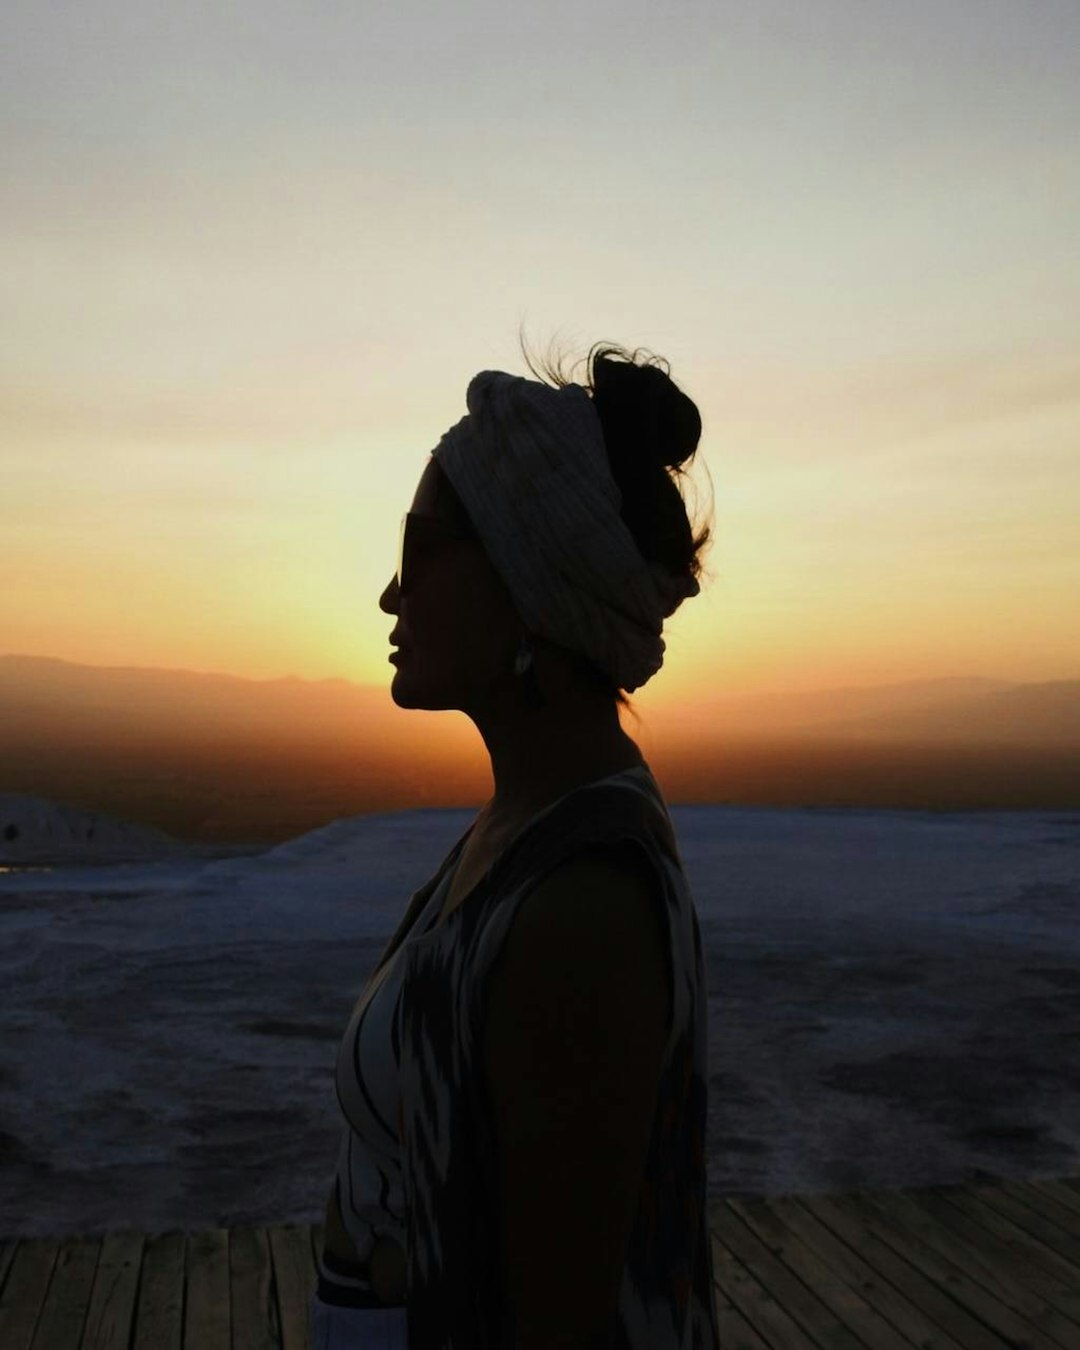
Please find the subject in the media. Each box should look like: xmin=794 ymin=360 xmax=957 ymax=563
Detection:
xmin=378 ymin=576 xmax=400 ymax=614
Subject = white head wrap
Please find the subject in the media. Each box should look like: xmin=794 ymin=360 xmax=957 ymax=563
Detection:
xmin=430 ymin=370 xmax=700 ymax=694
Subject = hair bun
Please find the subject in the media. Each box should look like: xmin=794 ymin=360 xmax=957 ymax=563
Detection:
xmin=517 ymin=332 xmax=713 ymax=670
xmin=591 ymin=348 xmax=701 ymax=473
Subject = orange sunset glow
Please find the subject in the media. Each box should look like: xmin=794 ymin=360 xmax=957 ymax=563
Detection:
xmin=3 ymin=2 xmax=1078 ymax=840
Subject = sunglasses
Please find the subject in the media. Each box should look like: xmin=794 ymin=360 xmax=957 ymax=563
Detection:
xmin=396 ymin=512 xmax=476 ymax=596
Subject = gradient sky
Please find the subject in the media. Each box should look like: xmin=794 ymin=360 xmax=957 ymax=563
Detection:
xmin=4 ymin=0 xmax=1078 ymax=715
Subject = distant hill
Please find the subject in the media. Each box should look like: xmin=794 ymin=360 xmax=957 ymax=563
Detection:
xmin=0 ymin=654 xmax=482 ymax=842
xmin=691 ymin=675 xmax=1080 ymax=750
xmin=0 ymin=792 xmax=190 ymax=864
xmin=1 ymin=654 xmax=1077 ymax=841
xmin=799 ymin=679 xmax=1080 ymax=745
xmin=685 ymin=676 xmax=1017 ymax=736
xmin=630 ymin=674 xmax=1080 ymax=747
xmin=5 ymin=656 xmax=1078 ymax=747
xmin=0 ymin=653 xmax=392 ymax=752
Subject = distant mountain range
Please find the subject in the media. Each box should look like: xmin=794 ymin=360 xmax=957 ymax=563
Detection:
xmin=0 ymin=653 xmax=391 ymax=750
xmin=690 ymin=675 xmax=1080 ymax=745
xmin=2 ymin=654 xmax=1076 ymax=749
xmin=2 ymin=655 xmax=1077 ymax=839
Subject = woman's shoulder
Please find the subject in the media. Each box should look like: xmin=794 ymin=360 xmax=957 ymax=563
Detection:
xmin=485 ymin=838 xmax=672 ymax=1048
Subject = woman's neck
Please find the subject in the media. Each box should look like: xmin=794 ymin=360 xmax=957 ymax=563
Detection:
xmin=481 ymin=738 xmax=646 ymax=834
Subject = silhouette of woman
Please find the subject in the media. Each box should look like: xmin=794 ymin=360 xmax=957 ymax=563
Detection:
xmin=314 ymin=336 xmax=718 ymax=1350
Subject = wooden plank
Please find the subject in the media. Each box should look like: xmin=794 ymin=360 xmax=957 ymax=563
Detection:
xmin=702 ymin=1215 xmax=745 ymax=1339
xmin=713 ymin=1300 xmax=777 ymax=1350
xmin=305 ymin=1222 xmax=328 ymax=1337
xmin=959 ymin=1180 xmax=1080 ymax=1268
xmin=0 ymin=1238 xmax=18 ymax=1295
xmin=26 ymin=1234 xmax=101 ymax=1350
xmin=0 ymin=1176 xmax=1074 ymax=1350
xmin=268 ymin=1223 xmax=316 ymax=1350
xmin=706 ymin=1223 xmax=790 ymax=1350
xmin=1020 ymin=1176 xmax=1080 ymax=1222
xmin=703 ymin=1217 xmax=768 ymax=1350
xmin=918 ymin=1185 xmax=1080 ymax=1323
xmin=0 ymin=1238 xmax=60 ymax=1350
xmin=728 ymin=1194 xmax=914 ymax=1350
xmin=710 ymin=1224 xmax=823 ymax=1349
xmin=800 ymin=1191 xmax=1016 ymax=1350
xmin=81 ymin=1230 xmax=146 ymax=1350
xmin=132 ymin=1231 xmax=185 ymax=1350
xmin=907 ymin=1177 xmax=1080 ymax=1312
xmin=712 ymin=1199 xmax=869 ymax=1348
xmin=766 ymin=1195 xmax=969 ymax=1350
xmin=837 ymin=1193 xmax=1063 ymax=1350
xmin=844 ymin=1188 xmax=1067 ymax=1350
xmin=230 ymin=1227 xmax=278 ymax=1350
xmin=184 ymin=1228 xmax=230 ymax=1350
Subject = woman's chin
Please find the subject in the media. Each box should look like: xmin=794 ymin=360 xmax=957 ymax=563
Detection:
xmin=390 ymin=666 xmax=431 ymax=707
xmin=389 ymin=672 xmax=464 ymax=714
xmin=389 ymin=669 xmax=417 ymax=704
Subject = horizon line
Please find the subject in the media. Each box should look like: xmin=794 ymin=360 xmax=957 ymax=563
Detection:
xmin=4 ymin=649 xmax=1071 ymax=699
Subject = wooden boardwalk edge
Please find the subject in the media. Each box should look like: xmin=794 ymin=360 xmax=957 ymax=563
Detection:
xmin=1 ymin=1178 xmax=1078 ymax=1348
xmin=0 ymin=1222 xmax=321 ymax=1350
xmin=708 ymin=1175 xmax=1080 ymax=1350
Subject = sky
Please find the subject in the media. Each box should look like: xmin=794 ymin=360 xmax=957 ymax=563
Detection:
xmin=4 ymin=0 xmax=1078 ymax=715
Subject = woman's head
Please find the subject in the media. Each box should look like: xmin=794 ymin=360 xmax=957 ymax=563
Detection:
xmin=381 ymin=455 xmax=522 ymax=714
xmin=379 ymin=338 xmax=713 ymax=720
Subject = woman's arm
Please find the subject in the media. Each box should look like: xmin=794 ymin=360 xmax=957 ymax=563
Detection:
xmin=482 ymin=842 xmax=670 ymax=1350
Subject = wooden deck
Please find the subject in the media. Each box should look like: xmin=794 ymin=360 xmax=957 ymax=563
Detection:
xmin=2 ymin=1175 xmax=1078 ymax=1348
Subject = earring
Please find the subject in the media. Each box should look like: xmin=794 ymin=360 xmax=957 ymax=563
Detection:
xmin=513 ymin=633 xmax=534 ymax=677
xmin=513 ymin=633 xmax=546 ymax=709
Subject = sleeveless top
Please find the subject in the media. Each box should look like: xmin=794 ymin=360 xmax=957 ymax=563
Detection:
xmin=318 ymin=764 xmax=720 ymax=1349
xmin=317 ymin=862 xmax=451 ymax=1307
